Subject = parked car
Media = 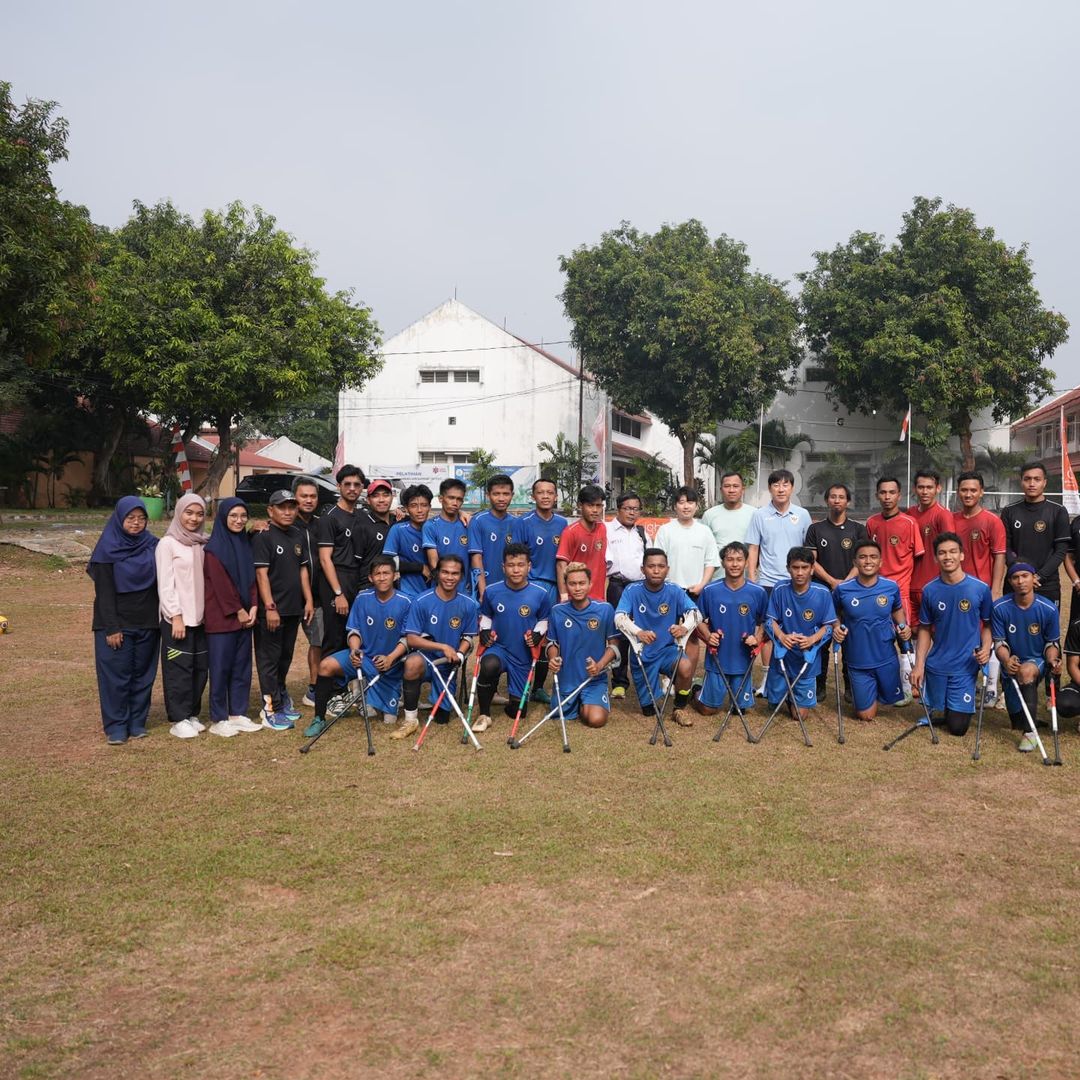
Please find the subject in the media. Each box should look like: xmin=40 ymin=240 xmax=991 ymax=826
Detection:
xmin=235 ymin=473 xmax=339 ymax=508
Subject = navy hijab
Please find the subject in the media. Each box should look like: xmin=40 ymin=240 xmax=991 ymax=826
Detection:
xmin=87 ymin=495 xmax=159 ymax=592
xmin=205 ymin=497 xmax=256 ymax=600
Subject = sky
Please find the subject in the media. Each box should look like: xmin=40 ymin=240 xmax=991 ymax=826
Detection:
xmin=6 ymin=0 xmax=1079 ymax=395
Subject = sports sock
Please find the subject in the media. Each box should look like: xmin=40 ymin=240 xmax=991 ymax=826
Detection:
xmin=314 ymin=675 xmax=338 ymax=718
xmin=403 ymin=677 xmax=421 ymax=712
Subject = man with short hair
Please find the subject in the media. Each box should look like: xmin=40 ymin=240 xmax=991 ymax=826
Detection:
xmin=383 ymin=484 xmax=433 ymax=599
xmin=422 ymin=477 xmax=471 ymax=577
xmin=292 ymin=475 xmax=324 ymax=708
xmin=907 ymin=469 xmax=954 ymax=630
xmin=605 ymin=491 xmax=647 ymax=699
xmin=655 ymin=486 xmax=721 ymax=600
xmin=556 ymin=484 xmax=608 ymax=603
xmin=468 ymin=473 xmax=525 ymax=601
xmin=357 ymin=479 xmax=394 ymax=583
xmin=866 ymin=476 xmax=923 ymax=622
xmin=702 ymin=472 xmax=756 ymax=551
xmin=318 ymin=465 xmax=366 ymax=655
xmin=1002 ymin=461 xmax=1070 ymax=606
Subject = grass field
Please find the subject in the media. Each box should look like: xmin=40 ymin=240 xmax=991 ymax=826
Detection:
xmin=2 ymin=540 xmax=1079 ymax=1079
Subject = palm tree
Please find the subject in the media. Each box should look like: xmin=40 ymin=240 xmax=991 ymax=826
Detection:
xmin=466 ymin=448 xmax=500 ymax=505
xmin=537 ymin=433 xmax=598 ymax=511
xmin=695 ymin=431 xmax=759 ymax=496
xmin=759 ymin=419 xmax=815 ymax=468
xmin=973 ymin=444 xmax=1029 ymax=490
xmin=806 ymin=452 xmax=856 ymax=505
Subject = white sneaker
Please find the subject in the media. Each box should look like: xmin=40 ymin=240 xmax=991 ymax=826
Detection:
xmin=170 ymin=719 xmax=200 ymax=739
xmin=472 ymin=714 xmax=492 ymax=733
xmin=389 ymin=716 xmax=419 ymax=741
xmin=228 ymin=715 xmax=262 ymax=732
xmin=382 ymin=713 xmax=398 ymax=725
xmin=492 ymin=693 xmax=509 ymax=706
xmin=187 ymin=716 xmax=206 ymax=733
xmin=209 ymin=720 xmax=239 ymax=738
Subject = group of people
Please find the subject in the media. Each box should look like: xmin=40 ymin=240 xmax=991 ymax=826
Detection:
xmin=87 ymin=458 xmax=1080 ymax=753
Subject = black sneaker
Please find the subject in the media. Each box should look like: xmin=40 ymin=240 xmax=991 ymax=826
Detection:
xmin=642 ymin=704 xmax=656 ymax=717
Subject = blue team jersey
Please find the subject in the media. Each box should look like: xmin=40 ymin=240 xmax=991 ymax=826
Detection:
xmin=521 ymin=511 xmax=568 ymax=584
xmin=404 ymin=588 xmax=480 ymax=648
xmin=468 ymin=510 xmax=525 ymax=585
xmin=480 ymin=580 xmax=552 ymax=666
xmin=383 ymin=521 xmax=428 ymax=599
xmin=345 ymin=589 xmax=412 ymax=655
xmin=832 ymin=576 xmax=904 ymax=669
xmin=766 ymin=580 xmax=836 ymax=666
xmin=615 ymin=580 xmax=696 ymax=663
xmin=990 ymin=594 xmax=1059 ymax=662
xmin=696 ymin=579 xmax=768 ymax=672
xmin=421 ymin=514 xmax=470 ymax=564
xmin=549 ymin=599 xmax=618 ymax=688
xmin=919 ymin=574 xmax=992 ymax=675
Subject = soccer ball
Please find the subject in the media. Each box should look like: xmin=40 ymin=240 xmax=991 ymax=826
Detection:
xmin=0 ymin=615 xmax=8 ymax=633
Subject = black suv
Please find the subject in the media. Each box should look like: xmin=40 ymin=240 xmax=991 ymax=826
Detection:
xmin=235 ymin=473 xmax=339 ymax=508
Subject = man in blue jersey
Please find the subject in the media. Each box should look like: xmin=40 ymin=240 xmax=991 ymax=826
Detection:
xmin=765 ymin=546 xmax=837 ymax=721
xmin=473 ymin=542 xmax=553 ymax=733
xmin=692 ymin=542 xmax=767 ymax=719
xmin=911 ymin=532 xmax=993 ymax=737
xmin=614 ymin=548 xmax=698 ymax=726
xmin=305 ymin=556 xmax=411 ymax=738
xmin=383 ymin=484 xmax=433 ymax=600
xmin=521 ymin=478 xmax=568 ymax=706
xmin=422 ymin=478 xmax=471 ymax=582
xmin=391 ymin=554 xmax=479 ymax=741
xmin=468 ymin=473 xmax=525 ymax=601
xmin=991 ymin=562 xmax=1062 ymax=752
xmin=546 ymin=563 xmax=619 ymax=727
xmin=832 ymin=540 xmax=911 ymax=722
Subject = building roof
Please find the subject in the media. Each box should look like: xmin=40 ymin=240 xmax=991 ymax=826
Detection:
xmin=612 ymin=440 xmax=654 ymax=462
xmin=1012 ymin=387 xmax=1080 ymax=432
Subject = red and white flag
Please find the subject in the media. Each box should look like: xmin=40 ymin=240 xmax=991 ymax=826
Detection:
xmin=171 ymin=425 xmax=192 ymax=491
xmin=591 ymin=405 xmax=606 ymax=454
xmin=898 ymin=404 xmax=911 ymax=443
xmin=1060 ymin=407 xmax=1080 ymax=514
xmin=332 ymin=432 xmax=345 ymax=473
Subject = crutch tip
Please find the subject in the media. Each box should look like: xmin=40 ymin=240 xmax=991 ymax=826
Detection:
xmin=563 ymin=746 xmax=571 ymax=753
xmin=838 ymin=736 xmax=845 ymax=745
xmin=509 ymin=740 xmax=519 ymax=749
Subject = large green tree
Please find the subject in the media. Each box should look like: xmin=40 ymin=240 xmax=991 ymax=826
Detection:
xmin=799 ymin=196 xmax=1069 ymax=470
xmin=92 ymin=200 xmax=381 ymax=496
xmin=0 ymin=82 xmax=94 ymax=402
xmin=560 ymin=220 xmax=802 ymax=484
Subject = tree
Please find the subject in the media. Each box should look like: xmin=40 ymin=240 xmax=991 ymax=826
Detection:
xmin=466 ymin=448 xmax=499 ymax=504
xmin=696 ymin=419 xmax=814 ymax=497
xmin=560 ymin=221 xmax=802 ymax=485
xmin=973 ymin=444 xmax=1029 ymax=490
xmin=0 ymin=82 xmax=94 ymax=387
xmin=243 ymin=385 xmax=339 ymax=464
xmin=799 ymin=196 xmax=1069 ymax=470
xmin=92 ymin=200 xmax=381 ymax=497
xmin=625 ymin=453 xmax=677 ymax=515
xmin=758 ymin=419 xmax=814 ymax=468
xmin=537 ymin=433 xmax=598 ymax=511
xmin=806 ymin=452 xmax=856 ymax=504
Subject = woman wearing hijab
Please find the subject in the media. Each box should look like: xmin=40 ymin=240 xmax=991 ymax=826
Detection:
xmin=87 ymin=496 xmax=160 ymax=744
xmin=156 ymin=492 xmax=217 ymax=738
xmin=204 ymin=498 xmax=261 ymax=734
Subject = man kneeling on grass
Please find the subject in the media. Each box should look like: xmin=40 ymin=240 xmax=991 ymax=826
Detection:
xmin=306 ymin=555 xmax=410 ymax=738
xmin=545 ymin=563 xmax=619 ymax=727
xmin=831 ymin=540 xmax=911 ymax=721
xmin=614 ymin=548 xmax=698 ymax=727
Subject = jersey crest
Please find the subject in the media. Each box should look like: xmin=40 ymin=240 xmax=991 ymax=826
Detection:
xmin=449 ymin=616 xmax=462 ymax=629
xmin=738 ymin=603 xmax=750 ymax=616
xmin=1028 ymin=622 xmax=1040 ymax=636
xmin=876 ymin=594 xmax=889 ymax=607
xmin=970 ymin=529 xmax=981 ymax=541
xmin=841 ymin=537 xmax=852 ymax=549
xmin=294 ymin=544 xmax=303 ymax=557
xmin=384 ymin=617 xmax=397 ymax=629
xmin=802 ymin=608 xmax=815 ymax=622
xmin=518 ymin=605 xmax=531 ymax=617
xmin=1034 ymin=520 xmax=1047 ymax=532
xmin=959 ymin=598 xmax=971 ymax=612
xmin=658 ymin=602 xmax=670 ymax=615
xmin=587 ymin=617 xmax=600 ymax=630
xmin=889 ymin=534 xmax=900 ymax=545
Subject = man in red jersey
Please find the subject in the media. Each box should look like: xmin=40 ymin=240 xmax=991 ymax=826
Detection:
xmin=906 ymin=469 xmax=953 ymax=628
xmin=952 ymin=469 xmax=1008 ymax=707
xmin=556 ymin=484 xmax=608 ymax=602
xmin=866 ymin=476 xmax=923 ymax=622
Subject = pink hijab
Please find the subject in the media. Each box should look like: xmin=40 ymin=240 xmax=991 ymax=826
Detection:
xmin=166 ymin=493 xmax=210 ymax=547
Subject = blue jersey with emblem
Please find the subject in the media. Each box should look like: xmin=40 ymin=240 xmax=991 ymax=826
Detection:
xmin=549 ymin=599 xmax=618 ymax=689
xmin=521 ymin=510 xmax=568 ymax=584
xmin=480 ymin=580 xmax=552 ymax=666
xmin=404 ymin=588 xmax=480 ymax=648
xmin=615 ymin=580 xmax=696 ymax=663
xmin=468 ymin=510 xmax=525 ymax=585
xmin=696 ymin=579 xmax=768 ymax=672
xmin=345 ymin=589 xmax=412 ymax=656
xmin=766 ymin=580 xmax=836 ymax=668
xmin=919 ymin=574 xmax=992 ymax=675
xmin=990 ymin=594 xmax=1059 ymax=662
xmin=422 ymin=514 xmax=470 ymax=564
xmin=383 ymin=521 xmax=428 ymax=599
xmin=832 ymin=576 xmax=904 ymax=668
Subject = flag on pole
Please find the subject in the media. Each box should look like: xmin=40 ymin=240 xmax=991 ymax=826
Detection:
xmin=1060 ymin=407 xmax=1080 ymax=514
xmin=899 ymin=403 xmax=911 ymax=443
xmin=333 ymin=432 xmax=345 ymax=473
xmin=170 ymin=425 xmax=192 ymax=491
xmin=591 ymin=402 xmax=607 ymax=485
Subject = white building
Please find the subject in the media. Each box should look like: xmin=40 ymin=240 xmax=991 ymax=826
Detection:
xmin=339 ymin=299 xmax=696 ymax=505
xmin=254 ymin=436 xmax=332 ymax=476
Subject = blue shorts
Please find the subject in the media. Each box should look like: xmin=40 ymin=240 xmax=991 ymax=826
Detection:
xmin=553 ymin=676 xmax=609 ymax=719
xmin=328 ymin=649 xmax=403 ymax=715
xmin=629 ymin=642 xmax=679 ymax=710
xmin=766 ymin=653 xmax=817 ymax=708
xmin=1002 ymin=659 xmax=1045 ymax=714
xmin=922 ymin=670 xmax=978 ymax=714
xmin=698 ymin=669 xmax=755 ymax=711
xmin=849 ymin=661 xmax=904 ymax=712
xmin=485 ymin=642 xmax=533 ymax=700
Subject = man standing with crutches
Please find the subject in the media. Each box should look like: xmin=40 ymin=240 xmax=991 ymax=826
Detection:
xmin=990 ymin=563 xmax=1061 ymax=754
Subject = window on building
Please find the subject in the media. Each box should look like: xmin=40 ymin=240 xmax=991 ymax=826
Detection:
xmin=419 ymin=369 xmax=480 ymax=384
xmin=1035 ymin=423 xmax=1060 ymax=457
xmin=804 ymin=365 xmax=829 ymax=383
xmin=420 ymin=451 xmax=472 ymax=464
xmin=611 ymin=411 xmax=643 ymax=439
xmin=1068 ymin=413 xmax=1080 ymax=448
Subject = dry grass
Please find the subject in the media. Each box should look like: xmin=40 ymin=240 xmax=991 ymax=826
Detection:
xmin=1 ymin=543 xmax=1079 ymax=1079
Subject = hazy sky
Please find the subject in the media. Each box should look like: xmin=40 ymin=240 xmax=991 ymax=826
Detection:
xmin=6 ymin=0 xmax=1079 ymax=394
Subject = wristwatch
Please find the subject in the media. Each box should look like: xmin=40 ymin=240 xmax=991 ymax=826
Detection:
xmin=334 ymin=588 xmax=343 ymax=597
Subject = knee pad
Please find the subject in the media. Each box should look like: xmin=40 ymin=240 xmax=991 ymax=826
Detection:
xmin=477 ymin=654 xmax=503 ymax=688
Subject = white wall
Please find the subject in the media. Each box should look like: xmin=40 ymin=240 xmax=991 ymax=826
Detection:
xmin=257 ymin=436 xmax=332 ymax=475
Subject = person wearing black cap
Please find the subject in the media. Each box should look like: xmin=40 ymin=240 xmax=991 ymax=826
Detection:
xmin=253 ymin=490 xmax=314 ymax=730
xmin=318 ymin=464 xmax=366 ymax=654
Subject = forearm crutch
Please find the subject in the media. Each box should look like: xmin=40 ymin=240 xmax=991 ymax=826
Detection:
xmin=299 ymin=670 xmax=383 ymax=755
xmin=424 ymin=652 xmax=482 ymax=751
xmin=357 ymin=663 xmax=375 ymax=756
xmin=622 ymin=628 xmax=671 ymax=747
xmin=971 ymin=666 xmax=989 ymax=761
xmin=1010 ymin=674 xmax=1050 ymax=765
xmin=1048 ymin=674 xmax=1062 ymax=766
xmin=833 ymin=640 xmax=845 ymax=745
xmin=752 ymin=648 xmax=813 ymax=746
xmin=710 ymin=643 xmax=758 ymax=743
xmin=885 ymin=672 xmax=942 ymax=752
xmin=511 ymin=674 xmax=591 ymax=749
xmin=460 ymin=644 xmax=486 ymax=744
xmin=507 ymin=642 xmax=543 ymax=745
xmin=412 ymin=681 xmax=451 ymax=751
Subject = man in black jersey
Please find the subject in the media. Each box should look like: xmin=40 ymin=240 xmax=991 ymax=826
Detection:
xmin=292 ymin=476 xmax=323 ymax=707
xmin=356 ymin=478 xmax=393 ymax=583
xmin=805 ymin=484 xmax=866 ymax=700
xmin=318 ymin=464 xmax=367 ymax=654
xmin=1001 ymin=461 xmax=1070 ymax=605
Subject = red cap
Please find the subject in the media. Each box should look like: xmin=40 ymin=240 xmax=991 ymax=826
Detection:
xmin=366 ymin=478 xmax=392 ymax=496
